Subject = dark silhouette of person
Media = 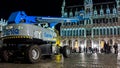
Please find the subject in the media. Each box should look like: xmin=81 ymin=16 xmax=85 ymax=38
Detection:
xmin=104 ymin=42 xmax=107 ymax=53
xmin=89 ymin=46 xmax=92 ymax=53
xmin=106 ymin=42 xmax=110 ymax=53
xmin=79 ymin=46 xmax=81 ymax=53
xmin=113 ymin=43 xmax=118 ymax=54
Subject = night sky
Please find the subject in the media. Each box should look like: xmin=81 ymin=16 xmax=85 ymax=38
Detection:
xmin=0 ymin=0 xmax=63 ymax=20
xmin=0 ymin=0 xmax=115 ymax=20
xmin=0 ymin=0 xmax=115 ymax=33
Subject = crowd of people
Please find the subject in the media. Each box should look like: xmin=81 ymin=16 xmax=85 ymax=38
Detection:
xmin=101 ymin=42 xmax=118 ymax=54
xmin=72 ymin=46 xmax=99 ymax=53
xmin=72 ymin=42 xmax=118 ymax=54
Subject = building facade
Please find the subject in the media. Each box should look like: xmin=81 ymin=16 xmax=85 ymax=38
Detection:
xmin=60 ymin=0 xmax=120 ymax=52
xmin=0 ymin=18 xmax=7 ymax=36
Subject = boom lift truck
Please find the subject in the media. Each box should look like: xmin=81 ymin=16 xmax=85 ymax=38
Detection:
xmin=0 ymin=11 xmax=78 ymax=63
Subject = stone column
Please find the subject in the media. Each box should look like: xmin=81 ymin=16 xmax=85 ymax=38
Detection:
xmin=117 ymin=43 xmax=120 ymax=61
xmin=72 ymin=39 xmax=74 ymax=50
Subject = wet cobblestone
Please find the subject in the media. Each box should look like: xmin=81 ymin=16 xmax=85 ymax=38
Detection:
xmin=0 ymin=53 xmax=119 ymax=68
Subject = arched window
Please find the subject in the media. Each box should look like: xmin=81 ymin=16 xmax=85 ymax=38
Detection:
xmin=63 ymin=29 xmax=66 ymax=36
xmin=114 ymin=28 xmax=116 ymax=35
xmin=70 ymin=29 xmax=72 ymax=36
xmin=73 ymin=29 xmax=75 ymax=36
xmin=100 ymin=6 xmax=104 ymax=15
xmin=100 ymin=29 xmax=102 ymax=35
xmin=68 ymin=29 xmax=70 ymax=36
xmin=113 ymin=7 xmax=117 ymax=15
xmin=103 ymin=29 xmax=106 ymax=35
xmin=118 ymin=28 xmax=120 ymax=35
xmin=94 ymin=7 xmax=97 ymax=16
xmin=96 ymin=29 xmax=99 ymax=35
xmin=107 ymin=28 xmax=109 ymax=35
xmin=79 ymin=29 xmax=81 ymax=36
xmin=64 ymin=12 xmax=68 ymax=17
xmin=95 ymin=29 xmax=97 ymax=35
xmin=69 ymin=9 xmax=73 ymax=17
xmin=75 ymin=8 xmax=78 ymax=16
xmin=82 ymin=30 xmax=84 ymax=36
xmin=93 ymin=29 xmax=95 ymax=35
xmin=66 ymin=29 xmax=68 ymax=36
xmin=106 ymin=5 xmax=110 ymax=14
xmin=110 ymin=28 xmax=113 ymax=35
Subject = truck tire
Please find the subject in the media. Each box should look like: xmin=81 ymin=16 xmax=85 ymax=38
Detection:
xmin=25 ymin=45 xmax=41 ymax=63
xmin=62 ymin=46 xmax=71 ymax=58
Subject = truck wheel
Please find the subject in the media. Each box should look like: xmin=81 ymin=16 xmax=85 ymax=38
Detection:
xmin=62 ymin=46 xmax=71 ymax=58
xmin=25 ymin=45 xmax=41 ymax=63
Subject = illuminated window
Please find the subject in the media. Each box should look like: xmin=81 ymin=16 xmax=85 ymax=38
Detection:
xmin=68 ymin=30 xmax=71 ymax=36
xmin=100 ymin=5 xmax=104 ymax=16
xmin=114 ymin=28 xmax=116 ymax=35
xmin=68 ymin=30 xmax=70 ymax=36
xmin=118 ymin=28 xmax=120 ymax=35
xmin=73 ymin=30 xmax=75 ymax=36
xmin=79 ymin=30 xmax=81 ymax=36
xmin=97 ymin=29 xmax=99 ymax=35
xmin=62 ymin=30 xmax=65 ymax=36
xmin=64 ymin=30 xmax=66 ymax=36
xmin=116 ymin=28 xmax=118 ymax=35
xmin=110 ymin=28 xmax=112 ymax=35
xmin=93 ymin=29 xmax=95 ymax=35
xmin=94 ymin=6 xmax=97 ymax=16
xmin=106 ymin=5 xmax=110 ymax=14
xmin=100 ymin=29 xmax=102 ymax=35
xmin=86 ymin=29 xmax=91 ymax=36
xmin=100 ymin=9 xmax=104 ymax=15
xmin=95 ymin=29 xmax=97 ymax=35
xmin=103 ymin=29 xmax=105 ymax=35
xmin=107 ymin=28 xmax=109 ymax=35
xmin=113 ymin=7 xmax=117 ymax=15
xmin=82 ymin=30 xmax=84 ymax=36
xmin=76 ymin=30 xmax=78 ymax=36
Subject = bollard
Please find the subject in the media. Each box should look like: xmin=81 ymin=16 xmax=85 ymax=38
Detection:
xmin=54 ymin=54 xmax=64 ymax=68
xmin=55 ymin=54 xmax=64 ymax=63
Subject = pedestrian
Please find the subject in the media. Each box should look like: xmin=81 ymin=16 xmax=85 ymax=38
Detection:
xmin=79 ymin=46 xmax=81 ymax=53
xmin=104 ymin=42 xmax=107 ymax=53
xmin=113 ymin=43 xmax=118 ymax=54
xmin=89 ymin=46 xmax=92 ymax=53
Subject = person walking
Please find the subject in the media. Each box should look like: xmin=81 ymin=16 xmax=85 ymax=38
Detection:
xmin=104 ymin=42 xmax=107 ymax=53
xmin=113 ymin=43 xmax=118 ymax=54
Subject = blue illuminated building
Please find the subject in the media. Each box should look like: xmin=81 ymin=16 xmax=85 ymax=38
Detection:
xmin=60 ymin=0 xmax=120 ymax=52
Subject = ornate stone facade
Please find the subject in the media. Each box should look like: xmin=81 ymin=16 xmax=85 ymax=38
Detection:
xmin=60 ymin=0 xmax=120 ymax=52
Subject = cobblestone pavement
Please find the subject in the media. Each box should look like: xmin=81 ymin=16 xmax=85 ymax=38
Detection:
xmin=64 ymin=53 xmax=119 ymax=68
xmin=0 ymin=53 xmax=119 ymax=68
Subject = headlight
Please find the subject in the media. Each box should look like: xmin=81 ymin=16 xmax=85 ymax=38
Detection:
xmin=6 ymin=26 xmax=13 ymax=29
